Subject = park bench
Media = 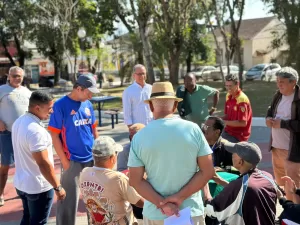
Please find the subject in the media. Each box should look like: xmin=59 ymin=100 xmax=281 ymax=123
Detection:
xmin=104 ymin=108 xmax=120 ymax=129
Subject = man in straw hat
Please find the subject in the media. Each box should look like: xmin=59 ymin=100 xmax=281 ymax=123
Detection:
xmin=128 ymin=82 xmax=214 ymax=225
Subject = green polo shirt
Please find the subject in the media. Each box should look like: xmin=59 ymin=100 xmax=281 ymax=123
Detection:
xmin=186 ymin=84 xmax=217 ymax=126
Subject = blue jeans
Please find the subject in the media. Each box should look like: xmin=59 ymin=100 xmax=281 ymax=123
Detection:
xmin=16 ymin=189 xmax=54 ymax=225
xmin=0 ymin=130 xmax=14 ymax=165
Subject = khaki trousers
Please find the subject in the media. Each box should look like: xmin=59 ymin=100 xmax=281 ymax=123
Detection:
xmin=143 ymin=215 xmax=205 ymax=225
xmin=272 ymin=147 xmax=300 ymax=200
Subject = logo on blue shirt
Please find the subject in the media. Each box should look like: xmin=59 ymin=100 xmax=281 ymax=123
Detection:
xmin=74 ymin=118 xmax=92 ymax=126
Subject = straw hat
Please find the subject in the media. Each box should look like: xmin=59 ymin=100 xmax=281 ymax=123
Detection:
xmin=144 ymin=82 xmax=183 ymax=104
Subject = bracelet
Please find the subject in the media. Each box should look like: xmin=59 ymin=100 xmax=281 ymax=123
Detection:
xmin=211 ymin=107 xmax=217 ymax=110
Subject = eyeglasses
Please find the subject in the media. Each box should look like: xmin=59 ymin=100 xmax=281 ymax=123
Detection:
xmin=11 ymin=74 xmax=22 ymax=78
xmin=201 ymin=124 xmax=212 ymax=132
xmin=135 ymin=72 xmax=146 ymax=76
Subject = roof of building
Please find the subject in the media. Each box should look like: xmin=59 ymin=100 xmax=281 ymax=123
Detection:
xmin=214 ymin=16 xmax=277 ymax=40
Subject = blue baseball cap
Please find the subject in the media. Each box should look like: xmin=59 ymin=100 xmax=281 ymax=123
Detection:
xmin=76 ymin=74 xmax=99 ymax=93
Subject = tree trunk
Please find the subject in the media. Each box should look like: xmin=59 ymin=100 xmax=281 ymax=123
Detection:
xmin=159 ymin=63 xmax=165 ymax=81
xmin=73 ymin=55 xmax=77 ymax=83
xmin=136 ymin=51 xmax=144 ymax=64
xmin=186 ymin=51 xmax=192 ymax=73
xmin=169 ymin=53 xmax=180 ymax=85
xmin=1 ymin=41 xmax=16 ymax=66
xmin=13 ymin=34 xmax=25 ymax=67
xmin=54 ymin=60 xmax=60 ymax=86
xmin=139 ymin=27 xmax=155 ymax=84
xmin=236 ymin=38 xmax=244 ymax=89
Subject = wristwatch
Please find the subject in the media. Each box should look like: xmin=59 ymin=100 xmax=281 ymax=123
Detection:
xmin=54 ymin=185 xmax=63 ymax=192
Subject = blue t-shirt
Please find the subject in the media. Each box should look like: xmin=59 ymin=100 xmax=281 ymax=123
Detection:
xmin=128 ymin=117 xmax=212 ymax=220
xmin=48 ymin=96 xmax=96 ymax=163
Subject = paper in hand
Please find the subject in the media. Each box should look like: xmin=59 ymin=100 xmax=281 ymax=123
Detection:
xmin=164 ymin=207 xmax=194 ymax=225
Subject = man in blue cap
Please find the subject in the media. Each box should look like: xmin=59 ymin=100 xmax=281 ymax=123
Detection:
xmin=48 ymin=74 xmax=99 ymax=225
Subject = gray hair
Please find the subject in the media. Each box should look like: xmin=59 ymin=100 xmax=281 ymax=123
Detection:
xmin=151 ymin=98 xmax=175 ymax=111
xmin=9 ymin=66 xmax=24 ymax=76
xmin=132 ymin=64 xmax=146 ymax=74
xmin=276 ymin=67 xmax=299 ymax=82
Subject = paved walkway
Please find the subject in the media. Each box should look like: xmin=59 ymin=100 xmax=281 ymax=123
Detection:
xmin=0 ymin=120 xmax=282 ymax=225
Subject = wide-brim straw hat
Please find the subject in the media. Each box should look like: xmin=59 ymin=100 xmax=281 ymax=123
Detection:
xmin=144 ymin=82 xmax=183 ymax=104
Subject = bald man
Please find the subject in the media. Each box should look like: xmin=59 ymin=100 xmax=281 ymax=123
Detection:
xmin=176 ymin=73 xmax=219 ymax=127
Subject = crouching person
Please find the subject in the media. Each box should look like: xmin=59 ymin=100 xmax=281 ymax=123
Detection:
xmin=79 ymin=136 xmax=144 ymax=225
xmin=205 ymin=142 xmax=278 ymax=225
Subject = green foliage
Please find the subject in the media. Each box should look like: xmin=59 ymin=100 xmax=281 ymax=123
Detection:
xmin=107 ymin=74 xmax=115 ymax=82
xmin=263 ymin=0 xmax=300 ymax=71
xmin=0 ymin=0 xmax=34 ymax=66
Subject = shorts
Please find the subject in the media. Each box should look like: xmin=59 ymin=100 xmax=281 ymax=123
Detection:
xmin=0 ymin=130 xmax=14 ymax=166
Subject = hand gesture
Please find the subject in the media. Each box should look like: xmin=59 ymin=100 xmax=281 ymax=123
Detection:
xmin=160 ymin=202 xmax=180 ymax=217
xmin=214 ymin=167 xmax=225 ymax=172
xmin=265 ymin=117 xmax=273 ymax=128
xmin=272 ymin=119 xmax=281 ymax=128
xmin=160 ymin=194 xmax=184 ymax=208
xmin=62 ymin=160 xmax=70 ymax=171
xmin=282 ymin=176 xmax=297 ymax=195
xmin=55 ymin=187 xmax=66 ymax=200
xmin=209 ymin=108 xmax=216 ymax=116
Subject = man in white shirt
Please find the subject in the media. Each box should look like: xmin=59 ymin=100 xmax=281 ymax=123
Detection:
xmin=12 ymin=91 xmax=66 ymax=224
xmin=122 ymin=64 xmax=153 ymax=127
xmin=0 ymin=66 xmax=31 ymax=206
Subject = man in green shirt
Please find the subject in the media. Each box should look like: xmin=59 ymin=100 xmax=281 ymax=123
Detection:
xmin=176 ymin=73 xmax=219 ymax=126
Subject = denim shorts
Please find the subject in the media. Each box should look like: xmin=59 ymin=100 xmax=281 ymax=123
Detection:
xmin=0 ymin=130 xmax=14 ymax=165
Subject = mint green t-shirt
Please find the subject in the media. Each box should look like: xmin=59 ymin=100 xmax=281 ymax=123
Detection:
xmin=128 ymin=117 xmax=212 ymax=220
xmin=186 ymin=84 xmax=217 ymax=126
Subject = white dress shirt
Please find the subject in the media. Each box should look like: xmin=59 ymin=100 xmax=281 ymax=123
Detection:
xmin=122 ymin=82 xmax=153 ymax=125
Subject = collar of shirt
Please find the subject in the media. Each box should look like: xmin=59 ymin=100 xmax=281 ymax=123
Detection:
xmin=92 ymin=166 xmax=113 ymax=172
xmin=26 ymin=112 xmax=44 ymax=127
xmin=228 ymin=89 xmax=242 ymax=100
xmin=133 ymin=81 xmax=147 ymax=89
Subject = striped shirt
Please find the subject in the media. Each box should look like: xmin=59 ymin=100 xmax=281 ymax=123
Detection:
xmin=122 ymin=82 xmax=153 ymax=126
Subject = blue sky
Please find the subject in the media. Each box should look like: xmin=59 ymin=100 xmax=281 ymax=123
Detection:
xmin=112 ymin=0 xmax=273 ymax=36
xmin=243 ymin=0 xmax=273 ymax=19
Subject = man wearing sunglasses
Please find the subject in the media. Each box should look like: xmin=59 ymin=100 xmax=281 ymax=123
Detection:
xmin=48 ymin=74 xmax=99 ymax=225
xmin=201 ymin=117 xmax=233 ymax=169
xmin=0 ymin=66 xmax=31 ymax=206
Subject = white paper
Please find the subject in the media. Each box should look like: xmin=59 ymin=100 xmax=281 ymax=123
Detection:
xmin=164 ymin=207 xmax=194 ymax=225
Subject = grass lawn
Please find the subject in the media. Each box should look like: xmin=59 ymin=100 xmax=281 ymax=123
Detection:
xmin=96 ymin=81 xmax=278 ymax=116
